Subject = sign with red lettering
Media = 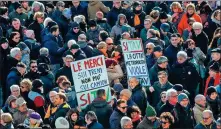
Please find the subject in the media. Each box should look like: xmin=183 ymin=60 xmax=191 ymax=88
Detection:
xmin=71 ymin=55 xmax=111 ymax=109
xmin=121 ymin=39 xmax=150 ymax=86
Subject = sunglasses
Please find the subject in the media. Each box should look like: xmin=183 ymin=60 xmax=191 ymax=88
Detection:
xmin=107 ymin=43 xmax=113 ymax=45
xmin=161 ymin=121 xmax=168 ymax=124
xmin=120 ymin=106 xmax=128 ymax=109
xmin=73 ymin=27 xmax=79 ymax=30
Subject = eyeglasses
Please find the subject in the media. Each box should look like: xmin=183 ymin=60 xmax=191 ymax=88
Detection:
xmin=59 ymin=5 xmax=64 ymax=7
xmin=120 ymin=106 xmax=128 ymax=109
xmin=107 ymin=43 xmax=113 ymax=45
xmin=161 ymin=121 xmax=168 ymax=124
xmin=161 ymin=96 xmax=166 ymax=98
xmin=73 ymin=27 xmax=79 ymax=30
xmin=31 ymin=66 xmax=37 ymax=68
xmin=170 ymin=95 xmax=178 ymax=98
xmin=146 ymin=48 xmax=152 ymax=50
xmin=202 ymin=117 xmax=210 ymax=120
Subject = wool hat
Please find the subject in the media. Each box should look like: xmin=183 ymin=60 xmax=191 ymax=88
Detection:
xmin=133 ymin=1 xmax=142 ymax=8
xmin=113 ymin=83 xmax=124 ymax=93
xmin=120 ymin=89 xmax=132 ymax=99
xmin=29 ymin=112 xmax=41 ymax=120
xmin=209 ymin=62 xmax=220 ymax=72
xmin=123 ymin=1 xmax=133 ymax=6
xmin=38 ymin=63 xmax=50 ymax=74
xmin=32 ymin=79 xmax=43 ymax=89
xmin=88 ymin=20 xmax=97 ymax=27
xmin=207 ymin=87 xmax=217 ymax=96
xmin=178 ymin=93 xmax=188 ymax=103
xmin=6 ymin=95 xmax=17 ymax=105
xmin=122 ymin=24 xmax=131 ymax=33
xmin=211 ymin=48 xmax=221 ymax=54
xmin=173 ymin=84 xmax=183 ymax=92
xmin=159 ymin=11 xmax=168 ymax=19
xmin=146 ymin=105 xmax=156 ymax=117
xmin=0 ymin=37 xmax=8 ymax=44
xmin=45 ymin=2 xmax=54 ymax=9
xmin=25 ymin=30 xmax=34 ymax=38
xmin=55 ymin=117 xmax=69 ymax=129
xmin=15 ymin=97 xmax=26 ymax=107
xmin=71 ymin=21 xmax=80 ymax=28
xmin=160 ymin=23 xmax=170 ymax=32
xmin=14 ymin=2 xmax=22 ymax=10
xmin=153 ymin=45 xmax=163 ymax=52
xmin=152 ymin=7 xmax=162 ymax=12
xmin=70 ymin=44 xmax=80 ymax=50
xmin=47 ymin=21 xmax=57 ymax=29
xmin=157 ymin=56 xmax=168 ymax=64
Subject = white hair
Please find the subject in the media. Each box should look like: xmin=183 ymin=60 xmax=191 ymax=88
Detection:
xmin=10 ymin=47 xmax=21 ymax=58
xmin=10 ymin=85 xmax=20 ymax=92
xmin=146 ymin=42 xmax=156 ymax=48
xmin=166 ymin=89 xmax=177 ymax=100
xmin=177 ymin=51 xmax=187 ymax=59
xmin=78 ymin=34 xmax=87 ymax=41
xmin=203 ymin=110 xmax=214 ymax=120
xmin=43 ymin=17 xmax=53 ymax=28
xmin=39 ymin=47 xmax=49 ymax=56
xmin=121 ymin=116 xmax=132 ymax=129
xmin=67 ymin=40 xmax=76 ymax=48
xmin=192 ymin=22 xmax=203 ymax=30
xmin=194 ymin=94 xmax=205 ymax=103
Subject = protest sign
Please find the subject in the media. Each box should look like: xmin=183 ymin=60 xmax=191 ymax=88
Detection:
xmin=71 ymin=55 xmax=111 ymax=109
xmin=121 ymin=39 xmax=150 ymax=86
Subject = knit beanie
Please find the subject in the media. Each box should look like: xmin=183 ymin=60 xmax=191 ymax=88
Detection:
xmin=14 ymin=2 xmax=21 ymax=10
xmin=120 ymin=89 xmax=132 ymax=99
xmin=209 ymin=62 xmax=220 ymax=73
xmin=55 ymin=117 xmax=69 ymax=128
xmin=47 ymin=21 xmax=57 ymax=29
xmin=0 ymin=37 xmax=8 ymax=44
xmin=29 ymin=112 xmax=41 ymax=120
xmin=88 ymin=20 xmax=97 ymax=27
xmin=32 ymin=79 xmax=43 ymax=89
xmin=146 ymin=105 xmax=156 ymax=117
xmin=172 ymin=84 xmax=183 ymax=92
xmin=160 ymin=23 xmax=170 ymax=32
xmin=70 ymin=44 xmax=80 ymax=50
xmin=207 ymin=87 xmax=217 ymax=96
xmin=71 ymin=22 xmax=80 ymax=28
xmin=178 ymin=93 xmax=188 ymax=103
xmin=159 ymin=11 xmax=168 ymax=19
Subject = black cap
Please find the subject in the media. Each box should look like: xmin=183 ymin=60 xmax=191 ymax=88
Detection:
xmin=159 ymin=11 xmax=168 ymax=19
xmin=207 ymin=87 xmax=217 ymax=96
xmin=209 ymin=62 xmax=220 ymax=73
xmin=153 ymin=45 xmax=163 ymax=52
xmin=71 ymin=22 xmax=80 ymax=28
xmin=88 ymin=20 xmax=97 ymax=27
xmin=70 ymin=44 xmax=80 ymax=50
xmin=47 ymin=21 xmax=57 ymax=29
xmin=32 ymin=79 xmax=44 ymax=89
xmin=14 ymin=2 xmax=22 ymax=10
xmin=45 ymin=2 xmax=54 ymax=9
xmin=173 ymin=84 xmax=183 ymax=92
xmin=0 ymin=37 xmax=8 ymax=44
xmin=211 ymin=48 xmax=221 ymax=54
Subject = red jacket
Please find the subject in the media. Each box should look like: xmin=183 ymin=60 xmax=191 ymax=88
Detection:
xmin=204 ymin=73 xmax=220 ymax=96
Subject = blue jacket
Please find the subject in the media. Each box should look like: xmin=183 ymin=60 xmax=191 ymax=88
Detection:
xmin=70 ymin=4 xmax=88 ymax=20
xmin=43 ymin=33 xmax=66 ymax=64
xmin=164 ymin=44 xmax=182 ymax=67
xmin=65 ymin=29 xmax=85 ymax=43
xmin=194 ymin=121 xmax=217 ymax=129
xmin=109 ymin=108 xmax=125 ymax=129
xmin=39 ymin=72 xmax=55 ymax=95
xmin=132 ymin=84 xmax=147 ymax=116
xmin=87 ymin=121 xmax=104 ymax=129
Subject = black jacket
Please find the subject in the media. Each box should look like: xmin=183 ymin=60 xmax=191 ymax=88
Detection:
xmin=24 ymin=71 xmax=40 ymax=81
xmin=191 ymin=30 xmax=209 ymax=55
xmin=73 ymin=49 xmax=87 ymax=61
xmin=84 ymin=98 xmax=113 ymax=128
xmin=28 ymin=21 xmax=43 ymax=43
xmin=55 ymin=66 xmax=73 ymax=85
xmin=159 ymin=101 xmax=175 ymax=116
xmin=206 ymin=96 xmax=221 ymax=120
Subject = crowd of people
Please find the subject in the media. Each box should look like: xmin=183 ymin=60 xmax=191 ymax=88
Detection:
xmin=0 ymin=1 xmax=221 ymax=129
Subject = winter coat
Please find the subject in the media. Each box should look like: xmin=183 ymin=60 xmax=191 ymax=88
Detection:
xmin=6 ymin=26 xmax=26 ymax=40
xmin=107 ymin=6 xmax=129 ymax=27
xmin=145 ymin=37 xmax=165 ymax=49
xmin=77 ymin=41 xmax=94 ymax=58
xmin=70 ymin=4 xmax=87 ymax=20
xmin=109 ymin=108 xmax=126 ymax=129
xmin=146 ymin=54 xmax=157 ymax=70
xmin=43 ymin=33 xmax=66 ymax=64
xmin=191 ymin=30 xmax=209 ymax=55
xmin=156 ymin=101 xmax=165 ymax=115
xmin=131 ymin=84 xmax=147 ymax=116
xmin=24 ymin=38 xmax=41 ymax=60
xmin=0 ymin=123 xmax=14 ymax=129
xmin=85 ymin=98 xmax=113 ymax=128
xmin=169 ymin=60 xmax=200 ymax=103
xmin=149 ymin=64 xmax=170 ymax=85
xmin=178 ymin=13 xmax=202 ymax=35
xmin=140 ymin=26 xmax=158 ymax=43
xmin=0 ymin=46 xmax=10 ymax=82
xmin=171 ymin=12 xmax=184 ymax=28
xmin=107 ymin=64 xmax=123 ymax=84
xmin=194 ymin=121 xmax=217 ymax=129
xmin=96 ymin=18 xmax=111 ymax=33
xmin=6 ymin=68 xmax=23 ymax=98
xmin=193 ymin=103 xmax=210 ymax=124
xmin=39 ymin=72 xmax=55 ymax=95
xmin=172 ymin=103 xmax=194 ymax=128
xmin=86 ymin=26 xmax=103 ymax=45
xmin=44 ymin=104 xmax=57 ymax=124
xmin=13 ymin=109 xmax=33 ymax=127
xmin=28 ymin=21 xmax=43 ymax=43
xmin=65 ymin=29 xmax=85 ymax=43
xmin=28 ymin=91 xmax=45 ymax=118
xmin=21 ymin=91 xmax=34 ymax=109
xmin=9 ymin=11 xmax=28 ymax=26
xmin=164 ymin=44 xmax=183 ymax=67
xmin=204 ymin=73 xmax=220 ymax=96
xmin=147 ymin=81 xmax=173 ymax=107
xmin=2 ymin=95 xmax=18 ymax=115
xmin=73 ymin=49 xmax=87 ymax=61
xmin=66 ymin=116 xmax=85 ymax=129
xmin=87 ymin=121 xmax=104 ymax=129
xmin=137 ymin=116 xmax=161 ymax=129
xmin=55 ymin=66 xmax=73 ymax=85
xmin=24 ymin=71 xmax=40 ymax=81
xmin=37 ymin=55 xmax=50 ymax=65
xmin=206 ymin=96 xmax=221 ymax=120
xmin=0 ymin=16 xmax=10 ymax=36
xmin=87 ymin=1 xmax=110 ymax=20
xmin=159 ymin=101 xmax=175 ymax=116
xmin=50 ymin=103 xmax=71 ymax=128
xmin=192 ymin=47 xmax=206 ymax=65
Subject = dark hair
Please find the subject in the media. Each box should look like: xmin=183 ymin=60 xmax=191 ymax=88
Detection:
xmin=9 ymin=32 xmax=20 ymax=40
xmin=171 ymin=33 xmax=179 ymax=38
xmin=96 ymin=89 xmax=106 ymax=98
xmin=56 ymin=76 xmax=69 ymax=84
xmin=57 ymin=93 xmax=67 ymax=102
xmin=42 ymin=124 xmax=52 ymax=129
xmin=32 ymin=79 xmax=43 ymax=94
xmin=160 ymin=112 xmax=175 ymax=124
xmin=16 ymin=124 xmax=30 ymax=129
xmin=30 ymin=60 xmax=37 ymax=66
xmin=127 ymin=106 xmax=141 ymax=118
xmin=61 ymin=81 xmax=71 ymax=87
xmin=66 ymin=108 xmax=80 ymax=120
xmin=0 ymin=7 xmax=8 ymax=15
xmin=12 ymin=18 xmax=20 ymax=22
xmin=50 ymin=25 xmax=59 ymax=33
xmin=99 ymin=31 xmax=109 ymax=41
xmin=17 ymin=62 xmax=26 ymax=68
xmin=117 ymin=99 xmax=126 ymax=107
xmin=187 ymin=17 xmax=196 ymax=24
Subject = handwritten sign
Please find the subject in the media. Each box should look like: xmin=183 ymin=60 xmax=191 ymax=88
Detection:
xmin=71 ymin=55 xmax=111 ymax=109
xmin=121 ymin=39 xmax=150 ymax=86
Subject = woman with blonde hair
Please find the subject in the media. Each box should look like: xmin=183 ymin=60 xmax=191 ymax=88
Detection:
xmin=20 ymin=78 xmax=34 ymax=109
xmin=170 ymin=2 xmax=184 ymax=28
xmin=0 ymin=113 xmax=14 ymax=129
xmin=159 ymin=112 xmax=175 ymax=129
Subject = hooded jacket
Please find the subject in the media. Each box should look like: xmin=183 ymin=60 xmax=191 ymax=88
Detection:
xmin=2 ymin=95 xmax=17 ymax=114
xmin=86 ymin=25 xmax=103 ymax=45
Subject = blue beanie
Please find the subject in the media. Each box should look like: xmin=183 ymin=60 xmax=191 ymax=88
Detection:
xmin=178 ymin=93 xmax=188 ymax=103
xmin=160 ymin=23 xmax=170 ymax=32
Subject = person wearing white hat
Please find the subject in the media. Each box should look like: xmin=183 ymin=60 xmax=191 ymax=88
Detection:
xmin=55 ymin=117 xmax=69 ymax=129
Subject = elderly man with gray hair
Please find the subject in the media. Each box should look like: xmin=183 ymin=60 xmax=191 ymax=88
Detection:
xmin=121 ymin=116 xmax=133 ymax=129
xmin=195 ymin=110 xmax=217 ymax=129
xmin=77 ymin=34 xmax=94 ymax=58
xmin=37 ymin=47 xmax=50 ymax=65
xmin=169 ymin=50 xmax=200 ymax=105
xmin=10 ymin=85 xmax=21 ymax=98
xmin=193 ymin=94 xmax=210 ymax=124
xmin=85 ymin=111 xmax=104 ymax=129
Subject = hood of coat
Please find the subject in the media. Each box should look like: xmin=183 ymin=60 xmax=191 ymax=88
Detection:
xmin=91 ymin=98 xmax=108 ymax=108
xmin=116 ymin=13 xmax=128 ymax=25
xmin=211 ymin=17 xmax=221 ymax=26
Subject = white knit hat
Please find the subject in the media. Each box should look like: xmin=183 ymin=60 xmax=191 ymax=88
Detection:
xmin=55 ymin=117 xmax=69 ymax=129
xmin=25 ymin=30 xmax=34 ymax=38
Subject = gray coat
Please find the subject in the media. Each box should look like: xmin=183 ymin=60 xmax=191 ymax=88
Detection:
xmin=13 ymin=109 xmax=33 ymax=127
xmin=137 ymin=116 xmax=161 ymax=129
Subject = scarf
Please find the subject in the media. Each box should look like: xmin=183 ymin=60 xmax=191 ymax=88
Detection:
xmin=134 ymin=9 xmax=142 ymax=26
